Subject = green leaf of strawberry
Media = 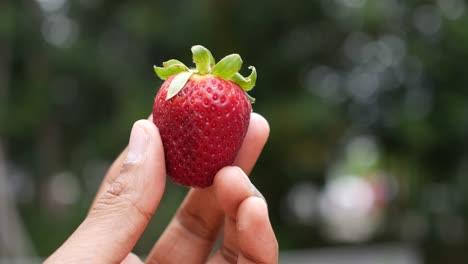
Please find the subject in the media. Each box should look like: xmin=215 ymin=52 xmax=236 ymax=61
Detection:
xmin=153 ymin=45 xmax=256 ymax=102
xmin=154 ymin=63 xmax=189 ymax=80
xmin=166 ymin=71 xmax=193 ymax=100
xmin=232 ymin=66 xmax=257 ymax=91
xmin=191 ymin=45 xmax=216 ymax=74
xmin=212 ymin=54 xmax=242 ymax=79
xmin=163 ymin=59 xmax=187 ymax=68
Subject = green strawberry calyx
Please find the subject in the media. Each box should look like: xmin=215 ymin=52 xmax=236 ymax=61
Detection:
xmin=154 ymin=45 xmax=257 ymax=103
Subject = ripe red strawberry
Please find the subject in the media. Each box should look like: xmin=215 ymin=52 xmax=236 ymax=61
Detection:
xmin=152 ymin=45 xmax=257 ymax=188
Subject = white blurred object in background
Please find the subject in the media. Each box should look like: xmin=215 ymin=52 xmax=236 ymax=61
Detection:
xmin=319 ymin=175 xmax=381 ymax=242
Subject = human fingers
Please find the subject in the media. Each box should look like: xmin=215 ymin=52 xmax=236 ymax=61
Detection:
xmin=145 ymin=113 xmax=270 ymax=264
xmin=46 ymin=120 xmax=166 ymax=263
xmin=206 ymin=166 xmax=258 ymax=264
xmin=208 ymin=167 xmax=277 ymax=264
xmin=236 ymin=197 xmax=278 ymax=264
xmin=121 ymin=253 xmax=144 ymax=264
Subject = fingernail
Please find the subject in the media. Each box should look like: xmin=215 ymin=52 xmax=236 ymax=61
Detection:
xmin=236 ymin=167 xmax=266 ymax=203
xmin=125 ymin=124 xmax=148 ymax=163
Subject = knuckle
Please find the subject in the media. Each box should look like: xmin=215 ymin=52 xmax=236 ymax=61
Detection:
xmin=89 ymin=171 xmax=152 ymax=222
xmin=89 ymin=178 xmax=130 ymax=216
xmin=175 ymin=208 xmax=217 ymax=242
xmin=241 ymin=253 xmax=269 ymax=264
xmin=221 ymin=245 xmax=238 ymax=264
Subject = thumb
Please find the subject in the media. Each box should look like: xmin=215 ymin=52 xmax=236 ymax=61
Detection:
xmin=46 ymin=120 xmax=166 ymax=263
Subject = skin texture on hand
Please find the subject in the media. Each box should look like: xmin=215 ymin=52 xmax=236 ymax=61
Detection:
xmin=45 ymin=113 xmax=278 ymax=264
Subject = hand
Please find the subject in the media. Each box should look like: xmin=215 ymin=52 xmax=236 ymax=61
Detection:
xmin=45 ymin=113 xmax=278 ymax=264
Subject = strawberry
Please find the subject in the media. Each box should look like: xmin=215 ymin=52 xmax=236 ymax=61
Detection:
xmin=152 ymin=45 xmax=257 ymax=188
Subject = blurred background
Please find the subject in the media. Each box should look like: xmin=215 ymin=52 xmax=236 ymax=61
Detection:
xmin=1 ymin=0 xmax=468 ymax=263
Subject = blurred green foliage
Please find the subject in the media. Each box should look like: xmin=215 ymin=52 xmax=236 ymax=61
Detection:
xmin=1 ymin=0 xmax=468 ymax=263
